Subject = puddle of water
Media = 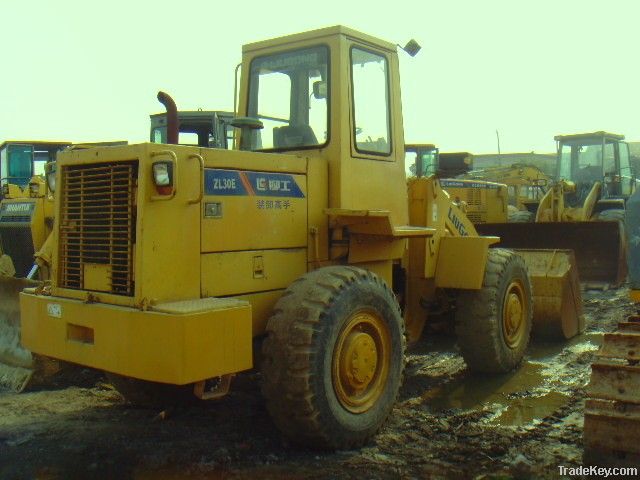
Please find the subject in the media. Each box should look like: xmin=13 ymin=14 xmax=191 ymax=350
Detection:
xmin=422 ymin=361 xmax=546 ymax=414
xmin=527 ymin=331 xmax=602 ymax=360
xmin=488 ymin=391 xmax=569 ymax=425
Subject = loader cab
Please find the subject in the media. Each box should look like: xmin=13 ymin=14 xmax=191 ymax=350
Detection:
xmin=150 ymin=110 xmax=234 ymax=149
xmin=556 ymin=132 xmax=635 ymax=204
xmin=0 ymin=141 xmax=70 ymax=199
xmin=238 ymin=26 xmax=409 ymax=218
xmin=405 ymin=144 xmax=439 ymax=177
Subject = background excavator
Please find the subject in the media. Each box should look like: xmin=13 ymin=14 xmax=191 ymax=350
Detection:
xmin=458 ymin=163 xmax=550 ymax=222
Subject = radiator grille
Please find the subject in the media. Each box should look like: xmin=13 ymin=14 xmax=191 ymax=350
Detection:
xmin=465 ymin=188 xmax=482 ymax=206
xmin=59 ymin=162 xmax=137 ymax=295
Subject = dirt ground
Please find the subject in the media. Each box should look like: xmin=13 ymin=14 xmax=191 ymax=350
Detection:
xmin=0 ymin=287 xmax=636 ymax=480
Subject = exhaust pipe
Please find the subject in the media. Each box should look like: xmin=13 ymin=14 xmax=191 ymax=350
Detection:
xmin=157 ymin=91 xmax=179 ymax=145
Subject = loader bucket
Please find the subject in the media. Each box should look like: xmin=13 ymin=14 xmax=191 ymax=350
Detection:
xmin=0 ymin=276 xmax=40 ymax=391
xmin=476 ymin=221 xmax=626 ymax=287
xmin=515 ymin=249 xmax=584 ymax=339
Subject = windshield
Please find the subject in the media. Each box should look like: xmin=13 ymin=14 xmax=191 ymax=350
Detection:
xmin=557 ymin=138 xmax=611 ymax=184
xmin=558 ymin=139 xmax=613 ymax=183
xmin=247 ymin=46 xmax=329 ymax=151
xmin=3 ymin=144 xmax=34 ymax=188
xmin=405 ymin=149 xmax=438 ymax=176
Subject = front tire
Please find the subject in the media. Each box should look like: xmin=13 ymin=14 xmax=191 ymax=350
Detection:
xmin=261 ymin=266 xmax=405 ymax=450
xmin=455 ymin=248 xmax=532 ymax=373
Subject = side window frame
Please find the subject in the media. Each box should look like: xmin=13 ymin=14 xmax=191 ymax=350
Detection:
xmin=349 ymin=45 xmax=393 ymax=159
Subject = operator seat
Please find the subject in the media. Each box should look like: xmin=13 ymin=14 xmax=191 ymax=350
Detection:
xmin=273 ymin=125 xmax=318 ymax=148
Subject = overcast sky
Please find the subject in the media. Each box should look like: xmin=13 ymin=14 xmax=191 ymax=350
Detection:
xmin=1 ymin=0 xmax=638 ymax=154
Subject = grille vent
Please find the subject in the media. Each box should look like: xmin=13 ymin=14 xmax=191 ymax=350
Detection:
xmin=59 ymin=162 xmax=137 ymax=295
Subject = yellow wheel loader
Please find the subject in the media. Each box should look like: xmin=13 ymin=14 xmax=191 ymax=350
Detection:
xmin=472 ymin=132 xmax=634 ymax=288
xmin=583 ymin=187 xmax=640 ymax=465
xmin=0 ymin=141 xmax=127 ymax=391
xmin=17 ymin=26 xmax=577 ymax=449
xmin=0 ymin=142 xmax=69 ymax=390
xmin=406 ymin=146 xmax=583 ymax=340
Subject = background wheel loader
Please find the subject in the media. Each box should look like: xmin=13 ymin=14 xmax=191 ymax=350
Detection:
xmin=17 ymin=26 xmax=580 ymax=449
xmin=583 ymin=186 xmax=640 ymax=466
xmin=406 ymin=145 xmax=583 ymax=340
xmin=0 ymin=141 xmax=70 ymax=391
xmin=0 ymin=103 xmax=235 ymax=392
xmin=470 ymin=132 xmax=634 ymax=288
xmin=0 ymin=141 xmax=128 ymax=391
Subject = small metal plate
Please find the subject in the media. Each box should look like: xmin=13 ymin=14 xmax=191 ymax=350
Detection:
xmin=204 ymin=202 xmax=223 ymax=218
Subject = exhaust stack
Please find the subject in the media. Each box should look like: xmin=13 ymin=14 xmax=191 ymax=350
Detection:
xmin=157 ymin=91 xmax=179 ymax=145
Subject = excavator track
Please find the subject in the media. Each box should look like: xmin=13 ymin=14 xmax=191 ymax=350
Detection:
xmin=584 ymin=314 xmax=640 ymax=465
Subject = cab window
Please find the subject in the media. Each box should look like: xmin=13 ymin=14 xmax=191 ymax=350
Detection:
xmin=247 ymin=46 xmax=329 ymax=151
xmin=351 ymin=47 xmax=391 ymax=155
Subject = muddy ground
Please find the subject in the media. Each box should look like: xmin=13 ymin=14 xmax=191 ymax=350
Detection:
xmin=0 ymin=287 xmax=636 ymax=480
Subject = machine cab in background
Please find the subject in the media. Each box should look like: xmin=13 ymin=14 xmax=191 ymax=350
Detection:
xmin=555 ymin=131 xmax=636 ymax=205
xmin=0 ymin=141 xmax=70 ymax=197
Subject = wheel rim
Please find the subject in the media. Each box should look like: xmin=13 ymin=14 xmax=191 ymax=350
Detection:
xmin=502 ymin=280 xmax=526 ymax=349
xmin=332 ymin=309 xmax=391 ymax=413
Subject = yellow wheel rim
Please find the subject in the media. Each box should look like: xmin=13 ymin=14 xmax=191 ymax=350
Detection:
xmin=502 ymin=280 xmax=526 ymax=349
xmin=332 ymin=309 xmax=391 ymax=414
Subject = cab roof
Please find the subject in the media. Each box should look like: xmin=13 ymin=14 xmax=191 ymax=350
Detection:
xmin=243 ymin=25 xmax=397 ymax=54
xmin=0 ymin=140 xmax=71 ymax=150
xmin=554 ymin=131 xmax=625 ymax=142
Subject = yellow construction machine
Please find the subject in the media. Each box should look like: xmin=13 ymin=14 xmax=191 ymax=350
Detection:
xmin=583 ymin=187 xmax=640 ymax=465
xmin=473 ymin=132 xmax=634 ymax=287
xmin=405 ymin=146 xmax=583 ymax=339
xmin=17 ymin=26 xmax=581 ymax=448
xmin=404 ymin=144 xmax=510 ymax=224
xmin=0 ymin=141 xmax=128 ymax=391
xmin=0 ymin=141 xmax=67 ymax=390
xmin=459 ymin=163 xmax=550 ymax=221
xmin=150 ymin=105 xmax=234 ymax=149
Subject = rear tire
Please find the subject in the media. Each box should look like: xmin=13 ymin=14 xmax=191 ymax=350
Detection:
xmin=508 ymin=210 xmax=534 ymax=223
xmin=455 ymin=249 xmax=532 ymax=373
xmin=261 ymin=266 xmax=405 ymax=450
xmin=106 ymin=373 xmax=197 ymax=407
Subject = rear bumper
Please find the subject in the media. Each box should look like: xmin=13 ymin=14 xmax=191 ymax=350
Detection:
xmin=20 ymin=293 xmax=253 ymax=385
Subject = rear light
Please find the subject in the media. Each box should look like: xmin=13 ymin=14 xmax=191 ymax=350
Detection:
xmin=152 ymin=161 xmax=174 ymax=195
